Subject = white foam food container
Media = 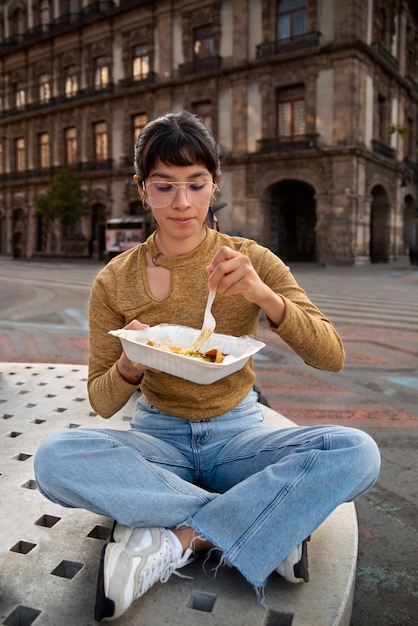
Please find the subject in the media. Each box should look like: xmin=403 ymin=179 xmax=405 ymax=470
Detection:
xmin=109 ymin=324 xmax=265 ymax=385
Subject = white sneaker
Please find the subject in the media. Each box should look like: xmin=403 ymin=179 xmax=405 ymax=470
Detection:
xmin=276 ymin=539 xmax=309 ymax=583
xmin=95 ymin=524 xmax=195 ymax=621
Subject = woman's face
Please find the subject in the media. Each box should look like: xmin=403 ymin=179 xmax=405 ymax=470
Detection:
xmin=139 ymin=160 xmax=217 ymax=247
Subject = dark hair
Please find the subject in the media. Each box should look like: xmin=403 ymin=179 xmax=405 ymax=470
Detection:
xmin=134 ymin=111 xmax=221 ymax=184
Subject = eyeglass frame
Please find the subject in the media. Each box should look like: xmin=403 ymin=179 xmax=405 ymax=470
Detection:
xmin=142 ymin=180 xmax=219 ymax=209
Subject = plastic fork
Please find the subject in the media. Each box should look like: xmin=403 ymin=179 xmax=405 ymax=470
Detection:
xmin=192 ymin=289 xmax=216 ymax=349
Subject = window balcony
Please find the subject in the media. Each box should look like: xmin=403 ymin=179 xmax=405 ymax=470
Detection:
xmin=26 ymin=24 xmax=50 ymax=39
xmin=118 ymin=72 xmax=157 ymax=89
xmin=256 ymin=133 xmax=320 ymax=153
xmin=2 ymin=33 xmax=24 ymax=48
xmin=256 ymin=32 xmax=321 ymax=59
xmin=120 ymin=0 xmax=154 ymax=6
xmin=371 ymin=139 xmax=396 ymax=160
xmin=406 ymin=76 xmax=418 ymax=95
xmin=79 ymin=159 xmax=114 ymax=172
xmin=80 ymin=1 xmax=115 ymax=18
xmin=178 ymin=56 xmax=222 ymax=77
xmin=50 ymin=13 xmax=81 ymax=30
xmin=403 ymin=157 xmax=418 ymax=176
xmin=371 ymin=41 xmax=399 ymax=72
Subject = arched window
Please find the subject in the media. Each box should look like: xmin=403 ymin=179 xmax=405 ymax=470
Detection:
xmin=39 ymin=73 xmax=51 ymax=103
xmin=38 ymin=132 xmax=50 ymax=169
xmin=65 ymin=66 xmax=78 ymax=97
xmin=193 ymin=25 xmax=215 ymax=60
xmin=277 ymin=85 xmax=306 ymax=136
xmin=14 ymin=81 xmax=25 ymax=108
xmin=132 ymin=45 xmax=149 ymax=80
xmin=133 ymin=113 xmax=147 ymax=146
xmin=11 ymin=7 xmax=25 ymax=36
xmin=94 ymin=122 xmax=108 ymax=161
xmin=277 ymin=0 xmax=306 ymax=41
xmin=39 ymin=0 xmax=50 ymax=29
xmin=65 ymin=127 xmax=77 ymax=165
xmin=14 ymin=137 xmax=26 ymax=172
xmin=94 ymin=57 xmax=109 ymax=89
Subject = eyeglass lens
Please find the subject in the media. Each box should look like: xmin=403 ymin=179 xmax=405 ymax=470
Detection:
xmin=146 ymin=182 xmax=215 ymax=208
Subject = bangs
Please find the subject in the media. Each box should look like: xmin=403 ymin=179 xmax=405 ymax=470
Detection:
xmin=146 ymin=133 xmax=215 ymax=174
xmin=134 ymin=111 xmax=221 ymax=182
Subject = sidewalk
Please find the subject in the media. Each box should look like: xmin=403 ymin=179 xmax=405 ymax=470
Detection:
xmin=0 ymin=362 xmax=357 ymax=626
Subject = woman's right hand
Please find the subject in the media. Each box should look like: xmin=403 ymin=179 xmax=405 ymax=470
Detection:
xmin=116 ymin=320 xmax=149 ymax=385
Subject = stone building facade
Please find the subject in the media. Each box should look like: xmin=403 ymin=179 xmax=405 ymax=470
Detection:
xmin=0 ymin=0 xmax=417 ymax=264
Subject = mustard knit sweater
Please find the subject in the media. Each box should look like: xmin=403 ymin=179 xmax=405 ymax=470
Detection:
xmin=88 ymin=228 xmax=344 ymax=419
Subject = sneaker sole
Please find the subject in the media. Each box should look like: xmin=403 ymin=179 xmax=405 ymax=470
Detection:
xmin=94 ymin=520 xmax=124 ymax=622
xmin=294 ymin=539 xmax=309 ymax=582
xmin=94 ymin=542 xmax=116 ymax=622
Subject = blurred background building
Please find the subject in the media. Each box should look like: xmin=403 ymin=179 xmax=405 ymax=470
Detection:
xmin=0 ymin=0 xmax=417 ymax=264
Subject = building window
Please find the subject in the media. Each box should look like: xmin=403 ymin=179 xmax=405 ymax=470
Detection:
xmin=277 ymin=0 xmax=306 ymax=41
xmin=65 ymin=66 xmax=78 ymax=97
xmin=277 ymin=86 xmax=306 ymax=136
xmin=193 ymin=25 xmax=215 ymax=60
xmin=133 ymin=113 xmax=147 ymax=145
xmin=377 ymin=95 xmax=387 ymax=142
xmin=12 ymin=7 xmax=25 ymax=36
xmin=65 ymin=127 xmax=77 ymax=165
xmin=94 ymin=122 xmax=108 ymax=161
xmin=62 ymin=0 xmax=79 ymax=13
xmin=375 ymin=9 xmax=387 ymax=44
xmin=192 ymin=101 xmax=212 ymax=129
xmin=406 ymin=117 xmax=414 ymax=158
xmin=15 ymin=137 xmax=26 ymax=172
xmin=14 ymin=81 xmax=25 ymax=109
xmin=94 ymin=57 xmax=109 ymax=89
xmin=39 ymin=0 xmax=50 ymax=29
xmin=38 ymin=132 xmax=50 ymax=168
xmin=132 ymin=45 xmax=149 ymax=80
xmin=39 ymin=74 xmax=51 ymax=103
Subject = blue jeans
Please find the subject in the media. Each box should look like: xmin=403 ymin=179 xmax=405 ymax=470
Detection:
xmin=34 ymin=390 xmax=380 ymax=587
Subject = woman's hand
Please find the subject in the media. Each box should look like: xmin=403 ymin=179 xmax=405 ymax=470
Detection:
xmin=206 ymin=246 xmax=286 ymax=326
xmin=116 ymin=320 xmax=149 ymax=385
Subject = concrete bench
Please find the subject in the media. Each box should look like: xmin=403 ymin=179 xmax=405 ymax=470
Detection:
xmin=0 ymin=362 xmax=357 ymax=625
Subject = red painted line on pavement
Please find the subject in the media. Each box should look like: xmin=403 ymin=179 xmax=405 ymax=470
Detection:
xmin=358 ymin=525 xmax=378 ymax=540
xmin=53 ymin=336 xmax=89 ymax=356
xmin=264 ymin=402 xmax=418 ymax=428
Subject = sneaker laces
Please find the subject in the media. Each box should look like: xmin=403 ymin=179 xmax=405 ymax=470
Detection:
xmin=136 ymin=534 xmax=194 ymax=597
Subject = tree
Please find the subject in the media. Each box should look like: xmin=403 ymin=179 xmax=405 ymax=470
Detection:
xmin=35 ymin=169 xmax=90 ymax=254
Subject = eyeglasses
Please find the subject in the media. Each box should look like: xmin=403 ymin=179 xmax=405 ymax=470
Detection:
xmin=144 ymin=181 xmax=218 ymax=209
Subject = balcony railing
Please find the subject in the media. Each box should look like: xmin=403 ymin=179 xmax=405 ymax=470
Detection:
xmin=256 ymin=133 xmax=320 ymax=153
xmin=120 ymin=0 xmax=154 ymax=6
xmin=0 ymin=160 xmax=114 ymax=182
xmin=118 ymin=72 xmax=157 ymax=89
xmin=178 ymin=56 xmax=222 ymax=77
xmin=256 ymin=32 xmax=321 ymax=59
xmin=371 ymin=41 xmax=400 ymax=72
xmin=79 ymin=159 xmax=114 ymax=172
xmin=120 ymin=156 xmax=135 ymax=169
xmin=50 ymin=13 xmax=81 ymax=30
xmin=406 ymin=75 xmax=418 ymax=95
xmin=0 ymin=3 xmax=117 ymax=51
xmin=403 ymin=157 xmax=418 ymax=176
xmin=26 ymin=24 xmax=49 ymax=39
xmin=371 ymin=139 xmax=396 ymax=160
xmin=80 ymin=1 xmax=115 ymax=17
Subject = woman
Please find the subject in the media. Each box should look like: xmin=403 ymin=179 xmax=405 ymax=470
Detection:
xmin=34 ymin=111 xmax=380 ymax=622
